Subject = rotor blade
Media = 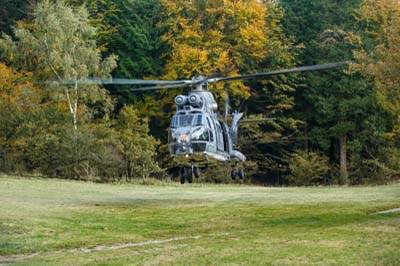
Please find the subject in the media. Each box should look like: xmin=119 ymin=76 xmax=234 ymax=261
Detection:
xmin=191 ymin=71 xmax=223 ymax=86
xmin=126 ymin=82 xmax=192 ymax=92
xmin=49 ymin=78 xmax=192 ymax=86
xmin=239 ymin=118 xmax=277 ymax=123
xmin=129 ymin=73 xmax=219 ymax=91
xmin=208 ymin=62 xmax=348 ymax=83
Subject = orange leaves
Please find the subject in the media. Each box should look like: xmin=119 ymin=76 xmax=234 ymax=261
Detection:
xmin=0 ymin=63 xmax=19 ymax=85
xmin=0 ymin=63 xmax=39 ymax=104
xmin=159 ymin=0 xmax=269 ymax=101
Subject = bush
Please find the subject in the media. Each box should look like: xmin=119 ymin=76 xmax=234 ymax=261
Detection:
xmin=350 ymin=147 xmax=400 ymax=184
xmin=201 ymin=166 xmax=233 ymax=184
xmin=287 ymin=150 xmax=330 ymax=186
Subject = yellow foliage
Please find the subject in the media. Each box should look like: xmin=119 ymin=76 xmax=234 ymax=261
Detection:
xmin=0 ymin=63 xmax=40 ymax=105
xmin=164 ymin=45 xmax=210 ymax=79
xmin=54 ymin=101 xmax=70 ymax=113
xmin=355 ymin=0 xmax=400 ymax=132
xmin=159 ymin=0 xmax=269 ymax=100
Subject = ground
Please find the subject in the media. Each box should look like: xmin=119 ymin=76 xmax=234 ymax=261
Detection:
xmin=0 ymin=176 xmax=399 ymax=266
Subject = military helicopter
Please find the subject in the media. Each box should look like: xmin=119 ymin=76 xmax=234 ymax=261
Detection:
xmin=66 ymin=62 xmax=346 ymax=183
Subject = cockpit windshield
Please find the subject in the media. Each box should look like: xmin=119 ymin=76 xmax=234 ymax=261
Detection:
xmin=171 ymin=114 xmax=203 ymax=128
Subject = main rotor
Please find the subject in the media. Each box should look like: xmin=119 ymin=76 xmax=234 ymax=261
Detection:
xmin=190 ymin=76 xmax=209 ymax=91
xmin=53 ymin=62 xmax=348 ymax=92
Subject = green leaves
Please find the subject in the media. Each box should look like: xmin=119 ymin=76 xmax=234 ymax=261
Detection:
xmin=116 ymin=106 xmax=161 ymax=179
xmin=0 ymin=1 xmax=160 ymax=180
xmin=288 ymin=150 xmax=330 ymax=185
xmin=353 ymin=0 xmax=400 ymax=134
xmin=0 ymin=0 xmax=399 ymax=183
xmin=1 ymin=0 xmax=117 ymax=81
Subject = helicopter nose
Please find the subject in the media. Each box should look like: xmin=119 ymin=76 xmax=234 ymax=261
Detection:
xmin=177 ymin=144 xmax=190 ymax=152
xmin=176 ymin=142 xmax=192 ymax=155
xmin=178 ymin=133 xmax=189 ymax=144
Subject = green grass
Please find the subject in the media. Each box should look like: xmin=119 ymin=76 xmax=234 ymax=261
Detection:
xmin=0 ymin=176 xmax=399 ymax=266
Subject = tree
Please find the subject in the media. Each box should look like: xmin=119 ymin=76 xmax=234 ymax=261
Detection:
xmin=280 ymin=0 xmax=381 ymax=185
xmin=0 ymin=0 xmax=35 ymax=36
xmin=237 ymin=2 xmax=299 ymax=180
xmin=288 ymin=150 xmax=330 ymax=186
xmin=0 ymin=63 xmax=40 ymax=172
xmin=0 ymin=0 xmax=118 ymax=178
xmin=155 ymin=0 xmax=297 ymax=177
xmin=353 ymin=0 xmax=400 ymax=134
xmin=343 ymin=0 xmax=400 ymax=183
xmin=115 ymin=106 xmax=160 ymax=181
xmin=280 ymin=0 xmax=400 ymax=185
xmin=0 ymin=0 xmax=117 ymax=131
xmin=110 ymin=0 xmax=164 ymax=79
xmin=159 ymin=0 xmax=269 ymax=97
xmin=66 ymin=0 xmax=119 ymax=53
xmin=103 ymin=0 xmax=166 ymax=109
xmin=148 ymin=0 xmax=272 ymax=142
xmin=66 ymin=0 xmax=163 ymax=79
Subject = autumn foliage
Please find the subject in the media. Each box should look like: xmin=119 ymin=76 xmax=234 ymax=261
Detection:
xmin=0 ymin=0 xmax=399 ymax=184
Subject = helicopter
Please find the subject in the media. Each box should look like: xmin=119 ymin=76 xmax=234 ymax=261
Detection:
xmin=65 ymin=62 xmax=347 ymax=184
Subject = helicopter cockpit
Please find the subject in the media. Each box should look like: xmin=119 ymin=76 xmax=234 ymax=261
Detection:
xmin=169 ymin=111 xmax=214 ymax=155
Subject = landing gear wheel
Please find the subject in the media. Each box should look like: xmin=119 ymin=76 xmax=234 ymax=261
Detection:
xmin=184 ymin=167 xmax=193 ymax=184
xmin=193 ymin=167 xmax=200 ymax=178
xmin=231 ymin=168 xmax=238 ymax=180
xmin=238 ymin=168 xmax=245 ymax=180
xmin=179 ymin=168 xmax=185 ymax=184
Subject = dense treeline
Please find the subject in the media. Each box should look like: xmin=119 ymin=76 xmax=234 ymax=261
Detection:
xmin=0 ymin=0 xmax=399 ymax=184
xmin=0 ymin=0 xmax=160 ymax=182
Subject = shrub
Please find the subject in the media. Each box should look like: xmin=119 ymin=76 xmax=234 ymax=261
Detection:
xmin=287 ymin=150 xmax=330 ymax=186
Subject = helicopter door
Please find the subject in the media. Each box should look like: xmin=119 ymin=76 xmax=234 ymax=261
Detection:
xmin=219 ymin=121 xmax=230 ymax=152
xmin=215 ymin=122 xmax=224 ymax=151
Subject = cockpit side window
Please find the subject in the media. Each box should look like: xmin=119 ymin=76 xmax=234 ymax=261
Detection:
xmin=195 ymin=114 xmax=203 ymax=126
xmin=206 ymin=117 xmax=212 ymax=129
xmin=209 ymin=130 xmax=214 ymax=141
xmin=171 ymin=116 xmax=177 ymax=128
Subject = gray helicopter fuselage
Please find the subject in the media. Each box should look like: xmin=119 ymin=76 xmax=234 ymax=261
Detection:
xmin=168 ymin=87 xmax=246 ymax=167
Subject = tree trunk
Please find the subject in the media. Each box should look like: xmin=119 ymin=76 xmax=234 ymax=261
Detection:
xmin=338 ymin=134 xmax=348 ymax=185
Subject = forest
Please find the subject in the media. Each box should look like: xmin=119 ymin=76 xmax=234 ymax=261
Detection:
xmin=0 ymin=0 xmax=399 ymax=185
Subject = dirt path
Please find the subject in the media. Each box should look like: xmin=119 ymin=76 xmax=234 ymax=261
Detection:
xmin=78 ymin=235 xmax=202 ymax=253
xmin=0 ymin=232 xmax=230 ymax=265
xmin=374 ymin=208 xmax=400 ymax=214
xmin=0 ymin=254 xmax=38 ymax=266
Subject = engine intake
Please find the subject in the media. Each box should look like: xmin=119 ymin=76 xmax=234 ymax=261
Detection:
xmin=188 ymin=94 xmax=203 ymax=108
xmin=175 ymin=95 xmax=188 ymax=106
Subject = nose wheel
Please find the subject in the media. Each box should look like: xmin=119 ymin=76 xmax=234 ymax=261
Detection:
xmin=179 ymin=166 xmax=200 ymax=184
xmin=231 ymin=167 xmax=245 ymax=180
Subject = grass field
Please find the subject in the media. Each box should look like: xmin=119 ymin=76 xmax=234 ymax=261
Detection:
xmin=0 ymin=176 xmax=399 ymax=266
